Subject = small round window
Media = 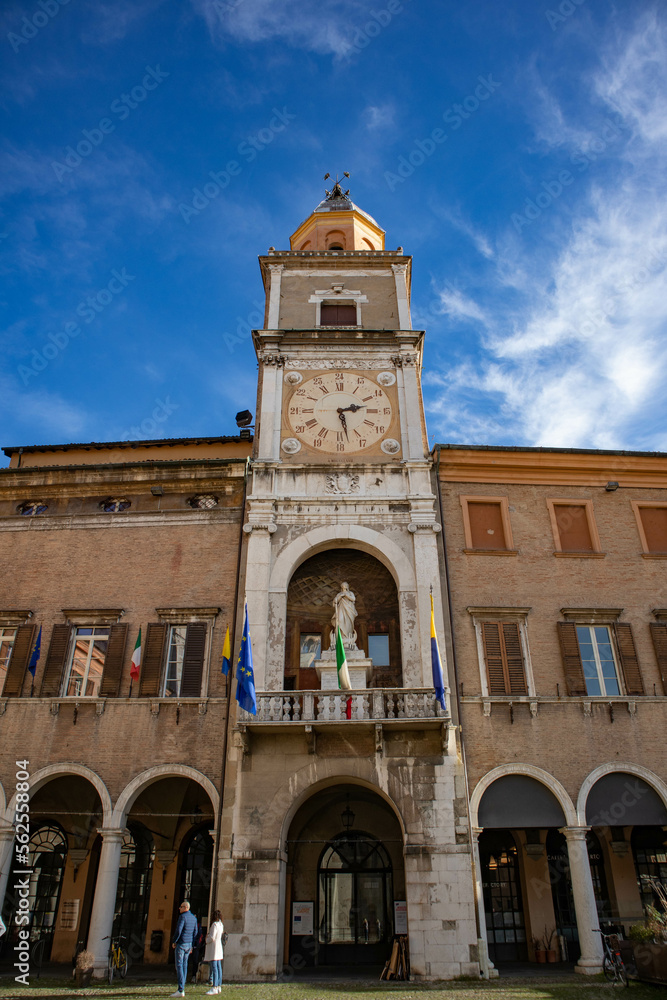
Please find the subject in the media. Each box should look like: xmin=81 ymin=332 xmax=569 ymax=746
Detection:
xmin=17 ymin=501 xmax=48 ymax=516
xmin=188 ymin=495 xmax=218 ymax=510
xmin=100 ymin=498 xmax=131 ymax=513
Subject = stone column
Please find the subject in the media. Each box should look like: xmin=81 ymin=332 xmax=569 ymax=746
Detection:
xmin=0 ymin=826 xmax=15 ymax=913
xmin=471 ymin=828 xmax=498 ymax=979
xmin=561 ymin=826 xmax=604 ymax=974
xmin=86 ymin=828 xmax=124 ymax=977
xmin=391 ymin=263 xmax=411 ymax=329
xmin=267 ymin=264 xmax=283 ymax=329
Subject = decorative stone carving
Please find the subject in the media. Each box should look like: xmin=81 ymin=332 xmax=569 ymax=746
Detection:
xmin=285 ymin=358 xmax=397 ymax=370
xmin=284 ymin=371 xmax=302 ymax=386
xmin=377 ymin=371 xmax=396 ymax=386
xmin=381 ymin=438 xmax=401 ymax=455
xmin=325 ymin=473 xmax=360 ymax=495
xmin=281 ymin=438 xmax=301 ymax=455
xmin=261 ymin=353 xmax=285 ymax=367
xmin=408 ymin=522 xmax=441 ymax=533
xmin=243 ymin=523 xmax=277 ymax=534
xmin=391 ymin=354 xmax=418 ymax=367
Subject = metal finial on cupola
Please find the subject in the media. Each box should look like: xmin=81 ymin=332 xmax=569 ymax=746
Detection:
xmin=324 ymin=172 xmax=351 ymax=200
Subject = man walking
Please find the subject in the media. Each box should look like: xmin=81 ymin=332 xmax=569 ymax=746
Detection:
xmin=170 ymin=900 xmax=198 ymax=997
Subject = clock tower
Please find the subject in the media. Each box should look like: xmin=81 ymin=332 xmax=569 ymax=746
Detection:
xmin=222 ymin=183 xmax=480 ymax=982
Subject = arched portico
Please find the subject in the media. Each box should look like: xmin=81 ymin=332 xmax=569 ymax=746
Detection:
xmin=576 ymin=762 xmax=667 ymax=826
xmin=470 ymin=763 xmax=577 ymax=828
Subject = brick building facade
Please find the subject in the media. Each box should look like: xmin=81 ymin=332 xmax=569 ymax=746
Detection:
xmin=0 ymin=188 xmax=665 ymax=981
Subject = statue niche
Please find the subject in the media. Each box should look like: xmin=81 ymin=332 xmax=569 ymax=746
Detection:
xmin=284 ymin=550 xmax=402 ymax=690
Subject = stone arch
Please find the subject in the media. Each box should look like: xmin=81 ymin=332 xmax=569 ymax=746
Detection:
xmin=266 ymin=526 xmax=420 ymax=687
xmin=0 ymin=781 xmax=6 ymax=819
xmin=112 ymin=764 xmax=219 ymax=826
xmin=7 ymin=763 xmax=113 ymax=826
xmin=362 ymin=237 xmax=375 ymax=250
xmin=270 ymin=524 xmax=416 ymax=595
xmin=470 ymin=763 xmax=577 ymax=828
xmin=325 ymin=229 xmax=346 ymax=249
xmin=576 ymin=762 xmax=667 ymax=826
xmin=277 ymin=766 xmax=410 ymax=853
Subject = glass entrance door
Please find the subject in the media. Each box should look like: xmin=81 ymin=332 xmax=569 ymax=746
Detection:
xmin=318 ymin=833 xmax=393 ymax=965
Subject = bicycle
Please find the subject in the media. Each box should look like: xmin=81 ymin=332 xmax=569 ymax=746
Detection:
xmin=103 ymin=934 xmax=128 ymax=984
xmin=594 ymin=928 xmax=629 ymax=987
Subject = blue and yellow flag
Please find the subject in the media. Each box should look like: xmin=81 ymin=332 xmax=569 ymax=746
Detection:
xmin=430 ymin=593 xmax=446 ymax=711
xmin=221 ymin=626 xmax=231 ymax=675
xmin=235 ymin=605 xmax=257 ymax=715
xmin=28 ymin=625 xmax=42 ymax=678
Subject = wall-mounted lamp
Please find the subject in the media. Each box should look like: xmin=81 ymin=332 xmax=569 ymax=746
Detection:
xmin=605 ymin=481 xmax=619 ymax=491
xmin=341 ymin=794 xmax=355 ymax=831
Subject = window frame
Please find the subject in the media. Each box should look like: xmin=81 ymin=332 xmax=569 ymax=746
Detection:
xmin=574 ymin=623 xmax=623 ymax=697
xmin=308 ymin=285 xmax=368 ymax=328
xmin=468 ymin=607 xmax=535 ymax=697
xmin=459 ymin=495 xmax=516 ymax=554
xmin=631 ymin=500 xmax=667 ymax=557
xmin=155 ymin=607 xmax=219 ymax=699
xmin=546 ymin=498 xmax=603 ymax=556
xmin=61 ymin=625 xmax=110 ymax=698
xmin=0 ymin=625 xmax=18 ymax=688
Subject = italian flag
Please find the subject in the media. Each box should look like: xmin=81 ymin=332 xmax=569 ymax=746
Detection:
xmin=130 ymin=628 xmax=142 ymax=680
xmin=336 ymin=627 xmax=351 ymax=690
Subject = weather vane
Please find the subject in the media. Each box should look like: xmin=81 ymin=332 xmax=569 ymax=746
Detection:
xmin=324 ymin=171 xmax=351 ymax=198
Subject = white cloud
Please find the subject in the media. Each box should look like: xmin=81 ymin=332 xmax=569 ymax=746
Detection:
xmin=190 ymin=0 xmax=378 ymax=57
xmin=424 ymin=12 xmax=667 ymax=451
xmin=362 ymin=104 xmax=395 ymax=131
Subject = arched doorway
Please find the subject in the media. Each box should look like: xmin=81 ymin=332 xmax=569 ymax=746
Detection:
xmin=25 ymin=823 xmax=68 ymax=961
xmin=285 ymin=784 xmax=404 ymax=970
xmin=285 ymin=550 xmax=402 ymax=689
xmin=179 ymin=825 xmax=214 ymax=926
xmin=113 ymin=823 xmax=155 ymax=952
xmin=318 ymin=832 xmax=393 ymax=965
xmin=479 ymin=830 xmax=526 ymax=963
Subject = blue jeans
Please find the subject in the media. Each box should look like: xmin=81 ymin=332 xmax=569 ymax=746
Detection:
xmin=209 ymin=959 xmax=222 ymax=986
xmin=175 ymin=945 xmax=190 ymax=992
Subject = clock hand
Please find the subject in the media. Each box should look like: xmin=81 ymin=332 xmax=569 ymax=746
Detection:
xmin=337 ymin=404 xmax=366 ymax=414
xmin=338 ymin=411 xmax=349 ymax=440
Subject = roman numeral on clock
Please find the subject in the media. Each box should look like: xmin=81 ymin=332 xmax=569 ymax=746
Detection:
xmin=305 ymin=419 xmax=317 ymax=429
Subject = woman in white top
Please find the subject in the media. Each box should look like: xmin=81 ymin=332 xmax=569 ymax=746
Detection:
xmin=204 ymin=909 xmax=224 ymax=995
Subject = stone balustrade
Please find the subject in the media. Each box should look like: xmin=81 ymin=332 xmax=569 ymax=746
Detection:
xmin=243 ymin=688 xmax=449 ymax=723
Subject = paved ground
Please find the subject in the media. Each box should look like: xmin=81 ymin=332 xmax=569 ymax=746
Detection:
xmin=0 ymin=969 xmax=662 ymax=1000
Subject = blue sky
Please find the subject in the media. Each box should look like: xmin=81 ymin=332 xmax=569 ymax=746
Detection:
xmin=1 ymin=0 xmax=666 ymax=463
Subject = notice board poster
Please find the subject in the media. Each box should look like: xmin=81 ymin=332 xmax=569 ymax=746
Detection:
xmin=292 ymin=901 xmax=314 ymax=936
xmin=394 ymin=900 xmax=408 ymax=934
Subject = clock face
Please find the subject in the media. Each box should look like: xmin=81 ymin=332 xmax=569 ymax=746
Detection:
xmin=287 ymin=372 xmax=394 ymax=454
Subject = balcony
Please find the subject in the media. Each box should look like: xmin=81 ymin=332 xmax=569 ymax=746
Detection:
xmin=236 ymin=687 xmax=450 ymax=755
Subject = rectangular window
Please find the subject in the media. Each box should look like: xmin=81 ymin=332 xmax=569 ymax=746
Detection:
xmin=368 ymin=634 xmax=390 ymax=666
xmin=632 ymin=502 xmax=667 ymax=554
xmin=0 ymin=627 xmax=16 ymax=691
xmin=320 ymin=303 xmax=357 ymax=326
xmin=547 ymin=499 xmax=602 ymax=554
xmin=164 ymin=625 xmax=187 ymax=697
xmin=460 ymin=496 xmax=515 ymax=552
xmin=575 ymin=625 xmax=620 ymax=696
xmin=63 ymin=627 xmax=109 ymax=697
xmin=300 ymin=633 xmax=321 ymax=671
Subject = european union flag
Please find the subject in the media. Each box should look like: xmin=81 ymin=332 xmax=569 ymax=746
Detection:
xmin=28 ymin=625 xmax=42 ymax=678
xmin=235 ymin=604 xmax=257 ymax=715
xmin=430 ymin=593 xmax=447 ymax=712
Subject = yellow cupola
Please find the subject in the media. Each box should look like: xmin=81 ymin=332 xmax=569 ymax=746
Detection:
xmin=289 ymin=177 xmax=385 ymax=252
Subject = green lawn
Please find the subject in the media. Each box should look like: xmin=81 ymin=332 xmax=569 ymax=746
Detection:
xmin=0 ymin=975 xmax=663 ymax=1000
